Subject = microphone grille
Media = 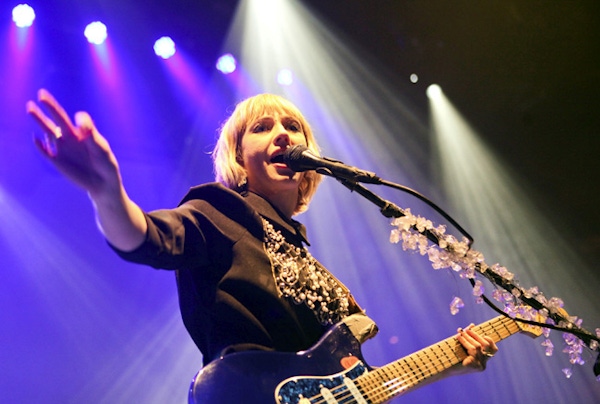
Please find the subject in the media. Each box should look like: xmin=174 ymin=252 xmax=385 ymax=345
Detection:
xmin=286 ymin=144 xmax=308 ymax=159
xmin=283 ymin=144 xmax=310 ymax=171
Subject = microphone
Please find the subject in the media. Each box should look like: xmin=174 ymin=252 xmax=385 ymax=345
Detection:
xmin=282 ymin=144 xmax=382 ymax=184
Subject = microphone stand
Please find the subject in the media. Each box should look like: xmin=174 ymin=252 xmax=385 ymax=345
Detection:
xmin=336 ymin=177 xmax=600 ymax=377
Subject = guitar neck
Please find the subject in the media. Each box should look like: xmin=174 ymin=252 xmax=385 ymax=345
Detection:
xmin=355 ymin=315 xmax=521 ymax=403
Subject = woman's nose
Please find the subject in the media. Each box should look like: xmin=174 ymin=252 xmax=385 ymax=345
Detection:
xmin=273 ymin=125 xmax=291 ymax=147
xmin=274 ymin=133 xmax=290 ymax=147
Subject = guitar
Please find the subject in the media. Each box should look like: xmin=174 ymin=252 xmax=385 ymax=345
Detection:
xmin=189 ymin=313 xmax=542 ymax=403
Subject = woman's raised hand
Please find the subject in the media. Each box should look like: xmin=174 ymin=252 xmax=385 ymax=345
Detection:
xmin=26 ymin=89 xmax=122 ymax=200
xmin=26 ymin=89 xmax=147 ymax=251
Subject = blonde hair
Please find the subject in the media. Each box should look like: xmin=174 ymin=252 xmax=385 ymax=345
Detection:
xmin=213 ymin=94 xmax=322 ymax=215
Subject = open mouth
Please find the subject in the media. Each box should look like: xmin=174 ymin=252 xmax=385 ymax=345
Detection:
xmin=270 ymin=154 xmax=285 ymax=164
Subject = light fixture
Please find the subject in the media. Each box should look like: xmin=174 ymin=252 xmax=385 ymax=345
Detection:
xmin=12 ymin=4 xmax=36 ymax=28
xmin=154 ymin=36 xmax=176 ymax=59
xmin=84 ymin=21 xmax=108 ymax=45
xmin=216 ymin=53 xmax=236 ymax=74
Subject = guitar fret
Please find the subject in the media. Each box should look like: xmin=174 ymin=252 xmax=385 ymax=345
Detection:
xmin=424 ymin=345 xmax=445 ymax=373
xmin=362 ymin=365 xmax=395 ymax=403
xmin=436 ymin=340 xmax=457 ymax=371
xmin=413 ymin=351 xmax=433 ymax=380
xmin=353 ymin=314 xmax=532 ymax=404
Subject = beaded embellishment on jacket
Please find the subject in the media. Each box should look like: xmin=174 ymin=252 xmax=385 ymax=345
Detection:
xmin=262 ymin=218 xmax=350 ymax=325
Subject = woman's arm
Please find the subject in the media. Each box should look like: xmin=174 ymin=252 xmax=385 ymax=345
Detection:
xmin=26 ymin=89 xmax=147 ymax=251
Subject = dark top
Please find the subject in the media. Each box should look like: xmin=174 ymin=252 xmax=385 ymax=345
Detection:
xmin=114 ymin=183 xmax=361 ymax=365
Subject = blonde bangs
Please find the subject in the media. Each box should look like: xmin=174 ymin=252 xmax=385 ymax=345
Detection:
xmin=213 ymin=94 xmax=323 ymax=215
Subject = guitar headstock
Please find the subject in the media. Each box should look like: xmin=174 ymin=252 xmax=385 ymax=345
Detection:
xmin=514 ymin=311 xmax=545 ymax=338
xmin=515 ymin=320 xmax=544 ymax=338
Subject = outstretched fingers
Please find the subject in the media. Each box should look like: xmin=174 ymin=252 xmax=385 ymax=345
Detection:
xmin=27 ymin=101 xmax=62 ymax=157
xmin=26 ymin=89 xmax=98 ymax=159
xmin=26 ymin=99 xmax=57 ymax=134
xmin=26 ymin=89 xmax=85 ymax=143
xmin=36 ymin=89 xmax=78 ymax=137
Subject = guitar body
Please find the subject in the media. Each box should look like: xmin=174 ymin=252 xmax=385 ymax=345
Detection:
xmin=189 ymin=320 xmax=371 ymax=404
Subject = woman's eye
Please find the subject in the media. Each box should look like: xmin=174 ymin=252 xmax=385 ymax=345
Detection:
xmin=252 ymin=124 xmax=266 ymax=133
xmin=288 ymin=123 xmax=301 ymax=132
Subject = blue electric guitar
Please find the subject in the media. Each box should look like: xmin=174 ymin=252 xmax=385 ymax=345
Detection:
xmin=189 ymin=313 xmax=542 ymax=403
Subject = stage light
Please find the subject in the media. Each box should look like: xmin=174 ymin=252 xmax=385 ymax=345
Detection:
xmin=154 ymin=36 xmax=176 ymax=59
xmin=410 ymin=73 xmax=419 ymax=83
xmin=84 ymin=21 xmax=108 ymax=45
xmin=277 ymin=69 xmax=293 ymax=86
xmin=12 ymin=4 xmax=35 ymax=28
xmin=426 ymin=83 xmax=442 ymax=99
xmin=216 ymin=53 xmax=236 ymax=74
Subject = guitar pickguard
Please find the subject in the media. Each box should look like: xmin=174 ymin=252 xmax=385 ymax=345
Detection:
xmin=275 ymin=361 xmax=368 ymax=404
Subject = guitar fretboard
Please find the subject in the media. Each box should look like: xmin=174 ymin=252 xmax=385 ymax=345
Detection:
xmin=354 ymin=315 xmax=521 ymax=403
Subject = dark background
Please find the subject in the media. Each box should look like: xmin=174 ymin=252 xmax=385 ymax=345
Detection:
xmin=301 ymin=1 xmax=600 ymax=261
xmin=148 ymin=0 xmax=600 ymax=258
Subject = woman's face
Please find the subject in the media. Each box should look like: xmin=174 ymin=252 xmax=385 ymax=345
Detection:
xmin=239 ymin=110 xmax=307 ymax=199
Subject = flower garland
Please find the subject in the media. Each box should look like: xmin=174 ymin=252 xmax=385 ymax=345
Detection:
xmin=389 ymin=208 xmax=600 ymax=379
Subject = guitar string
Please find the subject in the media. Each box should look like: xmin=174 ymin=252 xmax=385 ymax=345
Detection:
xmin=307 ymin=323 xmax=501 ymax=404
xmin=362 ymin=317 xmax=518 ymax=403
xmin=356 ymin=317 xmax=518 ymax=403
xmin=303 ymin=316 xmax=519 ymax=404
